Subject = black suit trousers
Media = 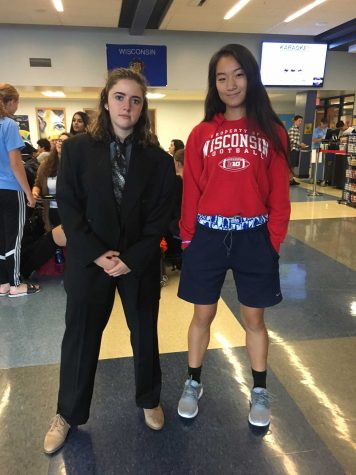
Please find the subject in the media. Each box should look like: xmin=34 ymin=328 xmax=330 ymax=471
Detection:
xmin=57 ymin=255 xmax=162 ymax=426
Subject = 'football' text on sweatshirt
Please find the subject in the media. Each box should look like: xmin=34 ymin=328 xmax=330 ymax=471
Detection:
xmin=179 ymin=113 xmax=291 ymax=252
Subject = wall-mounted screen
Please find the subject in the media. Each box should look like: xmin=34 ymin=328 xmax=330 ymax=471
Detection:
xmin=260 ymin=42 xmax=328 ymax=87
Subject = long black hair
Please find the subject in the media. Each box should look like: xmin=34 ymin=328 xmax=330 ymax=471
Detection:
xmin=70 ymin=111 xmax=90 ymax=135
xmin=204 ymin=44 xmax=289 ymax=160
xmin=90 ymin=68 xmax=153 ymax=146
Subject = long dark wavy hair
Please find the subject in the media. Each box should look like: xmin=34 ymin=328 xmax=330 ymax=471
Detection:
xmin=40 ymin=132 xmax=71 ymax=177
xmin=90 ymin=68 xmax=153 ymax=146
xmin=69 ymin=111 xmax=90 ymax=135
xmin=204 ymin=44 xmax=289 ymax=160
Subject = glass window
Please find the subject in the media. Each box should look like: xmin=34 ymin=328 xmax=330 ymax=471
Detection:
xmin=328 ymin=98 xmax=340 ymax=105
xmin=315 ymin=109 xmax=326 ymax=127
xmin=340 ymin=114 xmax=352 ymax=127
xmin=326 ymin=106 xmax=339 ymax=128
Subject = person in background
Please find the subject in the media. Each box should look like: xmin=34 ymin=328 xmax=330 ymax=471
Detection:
xmin=340 ymin=120 xmax=356 ymax=136
xmin=36 ymin=138 xmax=51 ymax=163
xmin=168 ymin=138 xmax=184 ymax=156
xmin=43 ymin=67 xmax=175 ymax=455
xmin=336 ymin=120 xmax=348 ymax=137
xmin=312 ymin=118 xmax=329 ymax=185
xmin=165 ymin=148 xmax=184 ymax=268
xmin=21 ymin=224 xmax=66 ymax=278
xmin=69 ymin=111 xmax=90 ymax=135
xmin=159 ymin=143 xmax=182 ymax=285
xmin=49 ymin=138 xmax=58 ymax=148
xmin=177 ymin=44 xmax=290 ymax=428
xmin=288 ymin=115 xmax=308 ymax=186
xmin=32 ymin=132 xmax=71 ymax=232
xmin=174 ymin=148 xmax=184 ymax=178
xmin=20 ymin=142 xmax=39 ymax=189
xmin=0 ymin=83 xmax=40 ymax=297
xmin=21 ymin=141 xmax=37 ymax=161
xmin=312 ymin=118 xmax=328 ymax=150
xmin=162 ymin=148 xmax=185 ymax=278
xmin=22 ymin=144 xmax=40 ymax=189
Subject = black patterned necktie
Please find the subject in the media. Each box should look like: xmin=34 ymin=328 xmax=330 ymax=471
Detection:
xmin=111 ymin=139 xmax=127 ymax=209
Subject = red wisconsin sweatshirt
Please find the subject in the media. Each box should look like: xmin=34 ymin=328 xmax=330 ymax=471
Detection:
xmin=180 ymin=114 xmax=291 ymax=252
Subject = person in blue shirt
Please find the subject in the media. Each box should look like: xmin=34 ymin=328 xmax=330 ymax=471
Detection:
xmin=311 ymin=118 xmax=329 ymax=185
xmin=312 ymin=118 xmax=328 ymax=150
xmin=0 ymin=83 xmax=40 ymax=297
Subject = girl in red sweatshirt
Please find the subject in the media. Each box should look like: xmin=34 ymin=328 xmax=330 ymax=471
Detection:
xmin=177 ymin=44 xmax=290 ymax=427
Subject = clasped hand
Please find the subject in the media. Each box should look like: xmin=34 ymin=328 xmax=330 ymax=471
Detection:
xmin=94 ymin=250 xmax=131 ymax=277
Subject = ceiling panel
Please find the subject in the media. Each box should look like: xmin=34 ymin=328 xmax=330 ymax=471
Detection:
xmin=2 ymin=1 xmax=355 ymax=102
xmin=0 ymin=0 xmax=354 ymax=35
xmin=160 ymin=0 xmax=356 ymax=35
xmin=0 ymin=0 xmax=122 ymax=28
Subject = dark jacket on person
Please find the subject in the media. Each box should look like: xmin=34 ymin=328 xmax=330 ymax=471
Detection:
xmin=56 ymin=133 xmax=176 ymax=276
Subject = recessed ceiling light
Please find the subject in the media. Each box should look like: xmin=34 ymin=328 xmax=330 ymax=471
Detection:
xmin=52 ymin=0 xmax=64 ymax=12
xmin=146 ymin=93 xmax=166 ymax=99
xmin=224 ymin=0 xmax=251 ymax=20
xmin=41 ymin=91 xmax=66 ymax=98
xmin=284 ymin=0 xmax=327 ymax=23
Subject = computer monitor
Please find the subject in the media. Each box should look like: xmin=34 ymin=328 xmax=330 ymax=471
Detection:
xmin=324 ymin=128 xmax=340 ymax=141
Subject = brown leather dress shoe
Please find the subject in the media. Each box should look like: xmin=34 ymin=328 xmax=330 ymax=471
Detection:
xmin=44 ymin=414 xmax=71 ymax=454
xmin=143 ymin=405 xmax=164 ymax=430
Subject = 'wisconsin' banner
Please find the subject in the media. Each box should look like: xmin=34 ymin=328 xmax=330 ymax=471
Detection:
xmin=106 ymin=44 xmax=167 ymax=87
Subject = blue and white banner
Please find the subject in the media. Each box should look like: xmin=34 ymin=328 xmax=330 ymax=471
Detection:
xmin=106 ymin=44 xmax=167 ymax=87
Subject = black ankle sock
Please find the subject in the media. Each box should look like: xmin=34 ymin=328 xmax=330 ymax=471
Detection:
xmin=188 ymin=365 xmax=202 ymax=383
xmin=252 ymin=368 xmax=267 ymax=389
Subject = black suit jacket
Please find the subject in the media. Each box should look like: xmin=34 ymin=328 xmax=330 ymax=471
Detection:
xmin=57 ymin=134 xmax=175 ymax=275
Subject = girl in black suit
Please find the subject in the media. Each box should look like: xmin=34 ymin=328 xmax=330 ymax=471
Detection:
xmin=44 ymin=68 xmax=175 ymax=454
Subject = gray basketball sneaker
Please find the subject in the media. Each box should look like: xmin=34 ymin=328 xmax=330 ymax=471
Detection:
xmin=248 ymin=387 xmax=271 ymax=427
xmin=177 ymin=377 xmax=203 ymax=418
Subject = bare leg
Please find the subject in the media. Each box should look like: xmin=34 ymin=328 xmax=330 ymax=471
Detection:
xmin=0 ymin=283 xmax=10 ymax=294
xmin=188 ymin=303 xmax=217 ymax=367
xmin=52 ymin=226 xmax=66 ymax=247
xmin=240 ymin=304 xmax=268 ymax=371
xmin=9 ymin=282 xmax=40 ymax=294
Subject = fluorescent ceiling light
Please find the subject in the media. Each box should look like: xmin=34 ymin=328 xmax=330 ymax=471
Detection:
xmin=41 ymin=90 xmax=66 ymax=98
xmin=146 ymin=93 xmax=166 ymax=99
xmin=52 ymin=0 xmax=64 ymax=12
xmin=224 ymin=0 xmax=251 ymax=20
xmin=284 ymin=0 xmax=327 ymax=23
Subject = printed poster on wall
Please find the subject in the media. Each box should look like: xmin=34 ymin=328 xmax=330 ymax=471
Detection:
xmin=13 ymin=115 xmax=31 ymax=143
xmin=106 ymin=44 xmax=167 ymax=87
xmin=36 ymin=107 xmax=66 ymax=140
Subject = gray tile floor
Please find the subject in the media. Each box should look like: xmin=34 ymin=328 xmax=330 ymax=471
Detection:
xmin=1 ymin=188 xmax=356 ymax=474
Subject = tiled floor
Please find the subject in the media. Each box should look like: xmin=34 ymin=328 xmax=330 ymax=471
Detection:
xmin=1 ymin=182 xmax=356 ymax=474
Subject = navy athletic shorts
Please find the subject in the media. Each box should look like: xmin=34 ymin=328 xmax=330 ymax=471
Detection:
xmin=178 ymin=223 xmax=282 ymax=308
